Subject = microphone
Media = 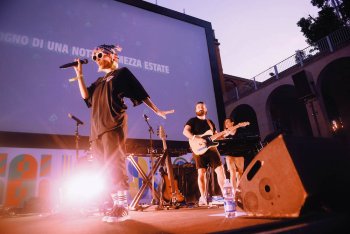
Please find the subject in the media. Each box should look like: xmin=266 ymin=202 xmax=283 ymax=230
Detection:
xmin=59 ymin=59 xmax=88 ymax=69
xmin=143 ymin=114 xmax=149 ymax=120
xmin=68 ymin=113 xmax=84 ymax=125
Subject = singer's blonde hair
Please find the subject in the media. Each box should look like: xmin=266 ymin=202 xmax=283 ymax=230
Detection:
xmin=95 ymin=44 xmax=122 ymax=56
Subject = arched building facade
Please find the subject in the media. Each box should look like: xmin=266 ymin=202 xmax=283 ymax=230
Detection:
xmin=224 ymin=43 xmax=350 ymax=144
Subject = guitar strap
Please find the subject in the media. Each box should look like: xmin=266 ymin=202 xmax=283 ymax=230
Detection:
xmin=206 ymin=119 xmax=214 ymax=133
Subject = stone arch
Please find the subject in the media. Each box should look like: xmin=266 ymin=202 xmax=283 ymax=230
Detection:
xmin=318 ymin=57 xmax=350 ymax=144
xmin=264 ymin=85 xmax=312 ymax=142
xmin=229 ymin=104 xmax=260 ymax=137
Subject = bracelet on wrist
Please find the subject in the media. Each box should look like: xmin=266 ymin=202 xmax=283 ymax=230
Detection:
xmin=192 ymin=135 xmax=196 ymax=140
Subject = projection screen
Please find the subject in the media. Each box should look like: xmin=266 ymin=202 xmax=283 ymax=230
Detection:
xmin=0 ymin=0 xmax=224 ymax=145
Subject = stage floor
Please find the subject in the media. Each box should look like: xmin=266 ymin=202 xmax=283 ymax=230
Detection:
xmin=0 ymin=204 xmax=348 ymax=234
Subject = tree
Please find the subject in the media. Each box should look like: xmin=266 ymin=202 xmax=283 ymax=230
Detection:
xmin=340 ymin=0 xmax=350 ymax=20
xmin=297 ymin=0 xmax=350 ymax=45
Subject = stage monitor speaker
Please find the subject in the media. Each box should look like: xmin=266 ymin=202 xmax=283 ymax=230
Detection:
xmin=292 ymin=70 xmax=315 ymax=100
xmin=237 ymin=134 xmax=350 ymax=217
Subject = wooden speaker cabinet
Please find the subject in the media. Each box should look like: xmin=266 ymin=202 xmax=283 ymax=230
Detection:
xmin=237 ymin=134 xmax=350 ymax=217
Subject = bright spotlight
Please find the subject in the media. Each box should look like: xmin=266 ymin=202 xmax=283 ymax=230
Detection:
xmin=61 ymin=171 xmax=106 ymax=206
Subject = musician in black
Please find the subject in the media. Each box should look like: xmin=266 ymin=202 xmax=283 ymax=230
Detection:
xmin=73 ymin=44 xmax=174 ymax=222
xmin=183 ymin=101 xmax=226 ymax=206
xmin=223 ymin=118 xmax=245 ymax=192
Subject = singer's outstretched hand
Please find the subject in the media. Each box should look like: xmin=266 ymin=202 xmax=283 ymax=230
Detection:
xmin=156 ymin=109 xmax=175 ymax=119
xmin=143 ymin=98 xmax=174 ymax=120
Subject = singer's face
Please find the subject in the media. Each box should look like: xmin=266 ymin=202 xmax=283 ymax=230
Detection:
xmin=92 ymin=50 xmax=114 ymax=69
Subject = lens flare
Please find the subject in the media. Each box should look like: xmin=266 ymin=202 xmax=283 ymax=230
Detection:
xmin=61 ymin=171 xmax=106 ymax=205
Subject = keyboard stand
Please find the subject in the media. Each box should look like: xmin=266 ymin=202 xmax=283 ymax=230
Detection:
xmin=127 ymin=153 xmax=166 ymax=210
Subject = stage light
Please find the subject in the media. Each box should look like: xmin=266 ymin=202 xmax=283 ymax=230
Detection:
xmin=61 ymin=171 xmax=106 ymax=206
xmin=331 ymin=119 xmax=344 ymax=132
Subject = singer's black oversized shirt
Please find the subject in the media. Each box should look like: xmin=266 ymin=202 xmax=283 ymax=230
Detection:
xmin=84 ymin=67 xmax=149 ymax=141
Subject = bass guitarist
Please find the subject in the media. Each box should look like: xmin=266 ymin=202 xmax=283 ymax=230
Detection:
xmin=222 ymin=118 xmax=249 ymax=192
xmin=183 ymin=101 xmax=226 ymax=206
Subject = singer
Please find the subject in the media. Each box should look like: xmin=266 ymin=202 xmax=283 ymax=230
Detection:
xmin=72 ymin=44 xmax=174 ymax=223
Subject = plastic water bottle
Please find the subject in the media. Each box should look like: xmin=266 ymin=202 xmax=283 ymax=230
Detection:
xmin=223 ymin=179 xmax=236 ymax=218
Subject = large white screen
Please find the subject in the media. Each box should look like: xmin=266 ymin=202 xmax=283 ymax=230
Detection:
xmin=0 ymin=0 xmax=221 ymax=141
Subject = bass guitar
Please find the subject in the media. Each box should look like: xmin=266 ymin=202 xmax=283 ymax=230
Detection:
xmin=189 ymin=121 xmax=250 ymax=155
xmin=158 ymin=125 xmax=185 ymax=204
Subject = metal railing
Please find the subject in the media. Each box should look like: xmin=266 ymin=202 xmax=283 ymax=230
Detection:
xmin=226 ymin=26 xmax=350 ymax=102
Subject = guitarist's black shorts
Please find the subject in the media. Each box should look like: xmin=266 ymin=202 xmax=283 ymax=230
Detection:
xmin=193 ymin=148 xmax=222 ymax=169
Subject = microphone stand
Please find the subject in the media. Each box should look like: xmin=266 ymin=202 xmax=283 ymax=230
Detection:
xmin=144 ymin=116 xmax=157 ymax=205
xmin=69 ymin=116 xmax=83 ymax=161
xmin=75 ymin=122 xmax=80 ymax=161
